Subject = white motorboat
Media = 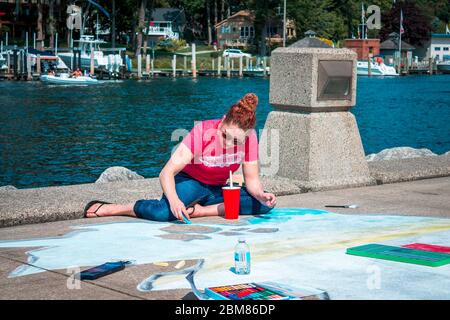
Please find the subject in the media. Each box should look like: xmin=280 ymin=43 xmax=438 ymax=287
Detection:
xmin=357 ymin=59 xmax=398 ymax=76
xmin=58 ymin=35 xmax=123 ymax=74
xmin=0 ymin=50 xmax=10 ymax=70
xmin=0 ymin=54 xmax=7 ymax=70
xmin=40 ymin=73 xmax=99 ymax=85
xmin=437 ymin=60 xmax=450 ymax=74
xmin=27 ymin=48 xmax=69 ymax=71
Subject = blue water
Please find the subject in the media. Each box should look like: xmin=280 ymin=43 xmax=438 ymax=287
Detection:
xmin=0 ymin=75 xmax=449 ymax=189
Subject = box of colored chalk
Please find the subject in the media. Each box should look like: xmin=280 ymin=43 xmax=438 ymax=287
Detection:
xmin=204 ymin=283 xmax=292 ymax=300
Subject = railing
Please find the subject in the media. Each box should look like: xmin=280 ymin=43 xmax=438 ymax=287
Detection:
xmin=224 ymin=39 xmax=251 ymax=46
xmin=144 ymin=26 xmax=179 ymax=39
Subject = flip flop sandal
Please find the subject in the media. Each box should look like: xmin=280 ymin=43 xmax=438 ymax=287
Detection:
xmin=83 ymin=200 xmax=112 ymax=218
xmin=185 ymin=198 xmax=203 ymax=217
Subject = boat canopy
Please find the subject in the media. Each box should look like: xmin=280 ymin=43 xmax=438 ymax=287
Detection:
xmin=27 ymin=48 xmax=59 ymax=60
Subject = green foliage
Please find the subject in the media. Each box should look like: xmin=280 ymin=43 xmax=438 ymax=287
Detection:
xmin=287 ymin=0 xmax=346 ymax=41
xmin=157 ymin=38 xmax=187 ymax=52
xmin=210 ymin=51 xmax=220 ymax=58
xmin=0 ymin=25 xmax=10 ymax=36
xmin=380 ymin=1 xmax=432 ymax=46
xmin=15 ymin=0 xmax=449 ymax=54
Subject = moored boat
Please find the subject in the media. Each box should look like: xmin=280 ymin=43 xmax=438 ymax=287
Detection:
xmin=40 ymin=73 xmax=99 ymax=85
xmin=437 ymin=60 xmax=450 ymax=74
xmin=357 ymin=58 xmax=398 ymax=76
xmin=58 ymin=35 xmax=123 ymax=74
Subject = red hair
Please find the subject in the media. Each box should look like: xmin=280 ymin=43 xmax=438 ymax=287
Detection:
xmin=224 ymin=93 xmax=258 ymax=130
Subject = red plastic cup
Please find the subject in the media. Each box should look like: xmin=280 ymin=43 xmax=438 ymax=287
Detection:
xmin=222 ymin=186 xmax=241 ymax=220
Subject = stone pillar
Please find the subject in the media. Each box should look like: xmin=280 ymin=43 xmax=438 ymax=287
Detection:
xmin=260 ymin=47 xmax=374 ymax=191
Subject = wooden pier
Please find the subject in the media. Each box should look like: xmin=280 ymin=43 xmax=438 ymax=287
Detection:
xmin=1 ymin=47 xmax=270 ymax=81
xmin=126 ymin=68 xmax=268 ymax=79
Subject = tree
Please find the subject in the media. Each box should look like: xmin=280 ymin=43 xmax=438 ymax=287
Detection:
xmin=111 ymin=0 xmax=116 ymax=48
xmin=37 ymin=0 xmax=45 ymax=50
xmin=47 ymin=0 xmax=56 ymax=49
xmin=330 ymin=0 xmax=358 ymax=38
xmin=288 ymin=0 xmax=346 ymax=42
xmin=206 ymin=0 xmax=212 ymax=44
xmin=135 ymin=0 xmax=148 ymax=56
xmin=380 ymin=1 xmax=431 ymax=46
xmin=245 ymin=0 xmax=279 ymax=56
xmin=330 ymin=0 xmax=394 ymax=39
xmin=178 ymin=0 xmax=205 ymax=41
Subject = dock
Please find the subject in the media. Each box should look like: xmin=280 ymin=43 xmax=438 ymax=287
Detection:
xmin=126 ymin=68 xmax=268 ymax=79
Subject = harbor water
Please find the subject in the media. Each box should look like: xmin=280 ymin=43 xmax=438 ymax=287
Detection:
xmin=1 ymin=75 xmax=449 ymax=188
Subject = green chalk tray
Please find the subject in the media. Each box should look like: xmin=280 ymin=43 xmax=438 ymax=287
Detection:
xmin=346 ymin=244 xmax=450 ymax=267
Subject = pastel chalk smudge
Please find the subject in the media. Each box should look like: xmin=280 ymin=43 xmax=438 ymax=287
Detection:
xmin=248 ymin=228 xmax=279 ymax=233
xmin=1 ymin=205 xmax=449 ymax=299
xmin=157 ymin=233 xmax=211 ymax=241
xmin=160 ymin=225 xmax=222 ymax=234
xmin=218 ymin=231 xmax=245 ymax=236
xmin=174 ymin=260 xmax=186 ymax=269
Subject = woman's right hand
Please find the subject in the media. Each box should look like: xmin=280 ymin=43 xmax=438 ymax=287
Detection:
xmin=169 ymin=197 xmax=190 ymax=222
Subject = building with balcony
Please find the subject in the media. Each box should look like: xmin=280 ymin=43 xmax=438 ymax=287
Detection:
xmin=427 ymin=33 xmax=450 ymax=62
xmin=214 ymin=10 xmax=296 ymax=49
xmin=0 ymin=0 xmax=55 ymax=41
xmin=145 ymin=8 xmax=186 ymax=40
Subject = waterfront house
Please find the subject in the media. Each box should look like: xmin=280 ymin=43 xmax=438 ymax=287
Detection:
xmin=426 ymin=33 xmax=450 ymax=62
xmin=145 ymin=8 xmax=186 ymax=40
xmin=0 ymin=0 xmax=53 ymax=41
xmin=214 ymin=10 xmax=296 ymax=49
xmin=344 ymin=39 xmax=380 ymax=60
xmin=380 ymin=32 xmax=415 ymax=66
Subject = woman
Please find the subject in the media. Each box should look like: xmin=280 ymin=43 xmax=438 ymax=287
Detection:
xmin=84 ymin=93 xmax=276 ymax=222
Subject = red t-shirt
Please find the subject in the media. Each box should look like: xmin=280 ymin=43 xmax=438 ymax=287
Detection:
xmin=181 ymin=119 xmax=258 ymax=186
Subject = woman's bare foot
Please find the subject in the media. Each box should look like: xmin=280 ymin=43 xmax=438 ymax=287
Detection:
xmin=188 ymin=204 xmax=200 ymax=218
xmin=189 ymin=202 xmax=225 ymax=218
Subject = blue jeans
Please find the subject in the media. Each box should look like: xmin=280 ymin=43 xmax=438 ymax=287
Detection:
xmin=133 ymin=172 xmax=273 ymax=221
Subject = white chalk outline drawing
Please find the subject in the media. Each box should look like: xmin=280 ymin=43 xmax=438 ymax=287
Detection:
xmin=1 ymin=208 xmax=450 ymax=299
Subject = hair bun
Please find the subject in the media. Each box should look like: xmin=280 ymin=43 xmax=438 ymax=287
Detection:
xmin=237 ymin=93 xmax=258 ymax=113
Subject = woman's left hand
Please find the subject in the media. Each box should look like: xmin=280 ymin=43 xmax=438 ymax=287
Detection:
xmin=259 ymin=192 xmax=277 ymax=208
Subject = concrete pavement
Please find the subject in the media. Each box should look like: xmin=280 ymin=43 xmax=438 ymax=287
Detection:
xmin=0 ymin=177 xmax=449 ymax=299
xmin=1 ymin=154 xmax=449 ymax=228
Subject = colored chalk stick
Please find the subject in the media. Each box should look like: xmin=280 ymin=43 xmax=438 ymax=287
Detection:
xmin=346 ymin=244 xmax=450 ymax=267
xmin=153 ymin=262 xmax=169 ymax=267
xmin=402 ymin=243 xmax=450 ymax=254
xmin=181 ymin=213 xmax=192 ymax=224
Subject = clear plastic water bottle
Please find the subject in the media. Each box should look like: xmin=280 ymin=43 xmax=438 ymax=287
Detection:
xmin=234 ymin=237 xmax=251 ymax=275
